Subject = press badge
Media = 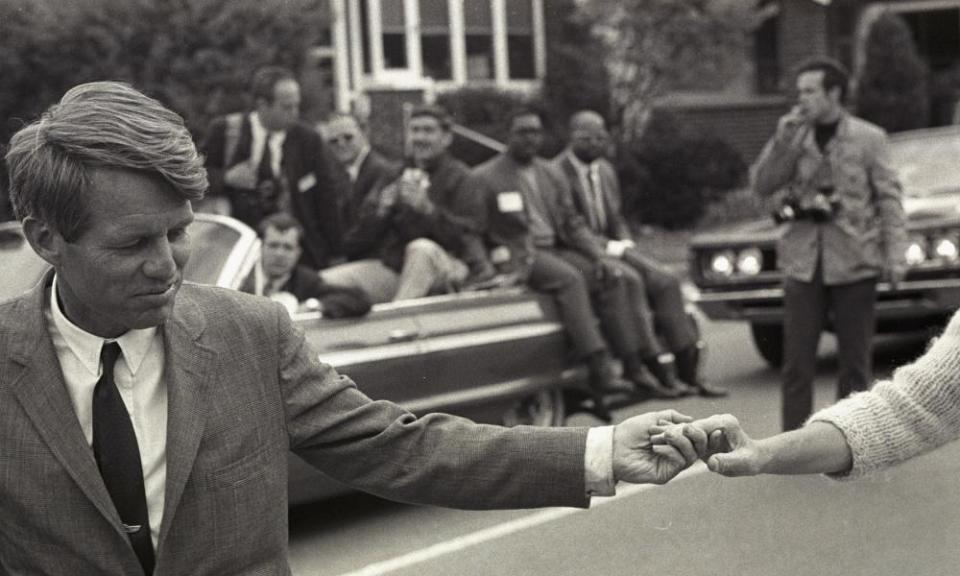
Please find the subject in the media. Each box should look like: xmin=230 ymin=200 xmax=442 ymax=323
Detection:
xmin=298 ymin=173 xmax=317 ymax=193
xmin=497 ymin=191 xmax=523 ymax=213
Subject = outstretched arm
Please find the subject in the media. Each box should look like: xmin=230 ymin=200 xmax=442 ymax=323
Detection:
xmin=652 ymin=414 xmax=852 ymax=477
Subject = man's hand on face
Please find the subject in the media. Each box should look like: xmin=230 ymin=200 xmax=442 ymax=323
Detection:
xmin=775 ymin=106 xmax=810 ymax=147
xmin=650 ymin=414 xmax=766 ymax=477
xmin=224 ymin=161 xmax=258 ymax=190
xmin=611 ymin=409 xmax=698 ymax=485
xmin=397 ymin=171 xmax=434 ymax=215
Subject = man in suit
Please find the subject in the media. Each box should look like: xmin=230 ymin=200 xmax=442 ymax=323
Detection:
xmin=201 ymin=66 xmax=347 ymax=269
xmin=1 ymin=81 xmax=698 ymax=575
xmin=554 ymin=110 xmax=727 ymax=397
xmin=241 ymin=212 xmax=371 ymax=318
xmin=321 ymin=105 xmax=494 ymax=303
xmin=473 ymin=108 xmax=683 ymax=415
xmin=320 ymin=111 xmax=401 ymax=235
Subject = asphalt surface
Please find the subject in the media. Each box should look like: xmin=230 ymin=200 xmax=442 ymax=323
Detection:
xmin=288 ymin=319 xmax=958 ymax=576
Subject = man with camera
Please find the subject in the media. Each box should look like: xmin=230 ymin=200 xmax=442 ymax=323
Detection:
xmin=752 ymin=57 xmax=907 ymax=431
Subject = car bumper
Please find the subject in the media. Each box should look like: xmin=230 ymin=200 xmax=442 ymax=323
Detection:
xmin=693 ymin=278 xmax=960 ymax=325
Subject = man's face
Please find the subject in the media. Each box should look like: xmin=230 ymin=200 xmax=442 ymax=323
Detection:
xmin=507 ymin=114 xmax=544 ymax=163
xmin=260 ymin=225 xmax=301 ymax=279
xmin=324 ymin=116 xmax=366 ymax=166
xmin=407 ymin=115 xmax=451 ymax=165
xmin=43 ymin=168 xmax=194 ymax=338
xmin=795 ymin=70 xmax=840 ymax=123
xmin=570 ymin=121 xmax=609 ymax=163
xmin=258 ymin=79 xmax=301 ymax=132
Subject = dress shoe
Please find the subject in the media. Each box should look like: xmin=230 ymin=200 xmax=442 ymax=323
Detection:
xmin=587 ymin=350 xmax=635 ymax=395
xmin=637 ymin=354 xmax=684 ymax=398
xmin=675 ymin=344 xmax=728 ymax=397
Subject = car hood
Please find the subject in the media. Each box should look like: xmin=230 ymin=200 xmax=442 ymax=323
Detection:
xmin=691 ymin=192 xmax=960 ymax=249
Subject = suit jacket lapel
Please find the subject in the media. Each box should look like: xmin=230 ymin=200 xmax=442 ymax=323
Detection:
xmin=157 ymin=289 xmax=214 ymax=551
xmin=7 ymin=270 xmax=120 ymax=527
xmin=560 ymin=155 xmax=591 ymax=222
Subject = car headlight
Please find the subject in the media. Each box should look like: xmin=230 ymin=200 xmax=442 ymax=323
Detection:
xmin=736 ymin=248 xmax=763 ymax=276
xmin=708 ymin=251 xmax=735 ymax=277
xmin=905 ymin=239 xmax=927 ymax=266
xmin=933 ymin=236 xmax=959 ymax=263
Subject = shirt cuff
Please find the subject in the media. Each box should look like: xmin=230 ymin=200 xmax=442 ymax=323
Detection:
xmin=605 ymin=240 xmax=628 ymax=258
xmin=584 ymin=425 xmax=616 ymax=497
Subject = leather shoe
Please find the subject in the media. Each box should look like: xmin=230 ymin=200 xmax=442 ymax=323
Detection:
xmin=693 ymin=381 xmax=728 ymax=397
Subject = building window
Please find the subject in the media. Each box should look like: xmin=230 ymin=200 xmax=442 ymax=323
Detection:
xmin=380 ymin=0 xmax=408 ymax=69
xmin=506 ymin=0 xmax=535 ymax=79
xmin=464 ymin=0 xmax=494 ymax=80
xmin=420 ymin=0 xmax=452 ymax=80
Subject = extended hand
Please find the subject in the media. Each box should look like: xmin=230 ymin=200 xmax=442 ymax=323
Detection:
xmin=652 ymin=414 xmax=764 ymax=477
xmin=612 ymin=409 xmax=698 ymax=485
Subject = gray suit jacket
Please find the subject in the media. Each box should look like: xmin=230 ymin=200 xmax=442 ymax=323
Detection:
xmin=0 ymin=272 xmax=589 ymax=575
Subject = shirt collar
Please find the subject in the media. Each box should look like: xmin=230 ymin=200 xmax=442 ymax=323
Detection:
xmin=250 ymin=112 xmax=287 ymax=141
xmin=347 ymin=146 xmax=371 ymax=181
xmin=50 ymin=275 xmax=158 ymax=377
xmin=566 ymin=149 xmax=593 ymax=176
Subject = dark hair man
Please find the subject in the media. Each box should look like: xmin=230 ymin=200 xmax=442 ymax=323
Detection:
xmin=553 ymin=110 xmax=726 ymax=397
xmin=321 ymin=104 xmax=493 ymax=303
xmin=2 ymin=81 xmax=698 ymax=575
xmin=752 ymin=57 xmax=907 ymax=430
xmin=244 ymin=212 xmax=371 ymax=318
xmin=201 ymin=66 xmax=346 ymax=269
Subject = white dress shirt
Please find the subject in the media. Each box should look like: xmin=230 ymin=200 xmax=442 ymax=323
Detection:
xmin=46 ymin=277 xmax=168 ymax=549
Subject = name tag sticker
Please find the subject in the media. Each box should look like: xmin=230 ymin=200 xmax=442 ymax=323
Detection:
xmin=497 ymin=191 xmax=523 ymax=213
xmin=298 ymin=173 xmax=317 ymax=193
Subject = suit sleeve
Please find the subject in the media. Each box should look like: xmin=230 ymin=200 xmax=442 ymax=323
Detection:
xmin=553 ymin=171 xmax=606 ymax=260
xmin=867 ymin=131 xmax=907 ymax=271
xmin=275 ymin=305 xmax=591 ymax=509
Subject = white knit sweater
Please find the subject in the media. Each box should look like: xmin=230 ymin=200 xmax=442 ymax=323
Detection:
xmin=809 ymin=307 xmax=960 ymax=479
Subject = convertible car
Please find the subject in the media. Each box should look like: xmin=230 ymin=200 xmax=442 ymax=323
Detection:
xmin=0 ymin=214 xmax=587 ymax=505
xmin=689 ymin=125 xmax=960 ymax=367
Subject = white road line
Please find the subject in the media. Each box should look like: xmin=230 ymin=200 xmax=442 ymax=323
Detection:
xmin=334 ymin=463 xmax=708 ymax=576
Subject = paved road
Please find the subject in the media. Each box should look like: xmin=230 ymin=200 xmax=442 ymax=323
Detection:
xmin=288 ymin=319 xmax=958 ymax=576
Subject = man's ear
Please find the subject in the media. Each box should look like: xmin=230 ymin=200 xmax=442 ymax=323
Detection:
xmin=21 ymin=216 xmax=65 ymax=267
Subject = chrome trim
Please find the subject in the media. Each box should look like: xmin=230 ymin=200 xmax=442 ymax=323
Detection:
xmin=193 ymin=213 xmax=260 ymax=289
xmin=693 ymin=277 xmax=960 ymax=304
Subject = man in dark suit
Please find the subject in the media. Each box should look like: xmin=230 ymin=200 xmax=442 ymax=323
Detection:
xmin=320 ymin=111 xmax=401 ymax=235
xmin=1 ymin=81 xmax=698 ymax=575
xmin=553 ymin=111 xmax=727 ymax=397
xmin=201 ymin=66 xmax=346 ymax=269
xmin=240 ymin=212 xmax=371 ymax=318
xmin=473 ymin=108 xmax=683 ymax=414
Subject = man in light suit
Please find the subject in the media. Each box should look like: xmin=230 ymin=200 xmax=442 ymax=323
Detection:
xmin=1 ymin=82 xmax=699 ymax=575
xmin=553 ymin=111 xmax=727 ymax=397
xmin=201 ymin=66 xmax=347 ymax=269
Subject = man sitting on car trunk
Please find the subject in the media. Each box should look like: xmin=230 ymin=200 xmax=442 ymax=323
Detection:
xmin=319 ymin=105 xmax=494 ymax=303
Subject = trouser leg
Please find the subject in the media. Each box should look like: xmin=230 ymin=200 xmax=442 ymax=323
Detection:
xmin=782 ymin=273 xmax=827 ymax=431
xmin=394 ymin=238 xmax=469 ymax=301
xmin=829 ymin=277 xmax=877 ymax=400
xmin=319 ymin=259 xmax=399 ymax=304
xmin=612 ymin=259 xmax=662 ymax=358
xmin=528 ymin=250 xmax=606 ymax=358
xmin=623 ymin=248 xmax=697 ymax=352
xmin=554 ymin=250 xmax=640 ymax=359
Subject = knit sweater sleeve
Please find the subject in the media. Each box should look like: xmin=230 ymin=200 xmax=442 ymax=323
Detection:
xmin=809 ymin=308 xmax=960 ymax=480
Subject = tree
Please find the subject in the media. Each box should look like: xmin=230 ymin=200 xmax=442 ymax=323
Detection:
xmin=576 ymin=0 xmax=765 ymax=143
xmin=0 ymin=0 xmax=330 ymax=145
xmin=854 ymin=11 xmax=929 ymax=132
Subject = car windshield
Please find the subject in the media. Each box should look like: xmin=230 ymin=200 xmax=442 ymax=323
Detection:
xmin=889 ymin=128 xmax=960 ymax=198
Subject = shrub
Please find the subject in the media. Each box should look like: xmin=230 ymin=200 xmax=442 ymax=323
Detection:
xmin=617 ymin=110 xmax=746 ymax=229
xmin=854 ymin=12 xmax=929 ymax=132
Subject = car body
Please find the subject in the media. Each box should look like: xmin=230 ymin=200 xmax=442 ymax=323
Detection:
xmin=688 ymin=125 xmax=960 ymax=367
xmin=0 ymin=214 xmax=585 ymax=505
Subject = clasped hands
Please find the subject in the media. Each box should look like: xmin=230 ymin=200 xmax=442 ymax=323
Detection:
xmin=613 ymin=411 xmax=761 ymax=487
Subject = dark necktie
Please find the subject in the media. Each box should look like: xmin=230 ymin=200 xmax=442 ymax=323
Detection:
xmin=93 ymin=342 xmax=155 ymax=575
xmin=588 ymin=165 xmax=607 ymax=232
xmin=257 ymin=136 xmax=274 ymax=184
